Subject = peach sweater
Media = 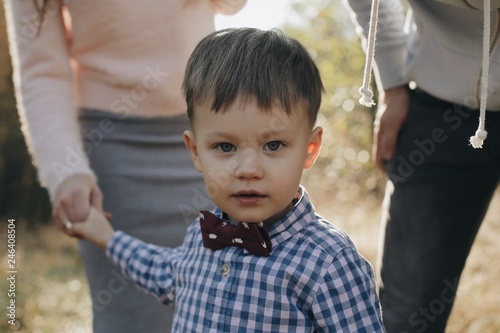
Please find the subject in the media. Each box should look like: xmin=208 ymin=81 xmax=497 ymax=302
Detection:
xmin=4 ymin=0 xmax=246 ymax=199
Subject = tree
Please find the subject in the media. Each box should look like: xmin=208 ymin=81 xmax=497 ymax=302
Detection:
xmin=284 ymin=0 xmax=384 ymax=204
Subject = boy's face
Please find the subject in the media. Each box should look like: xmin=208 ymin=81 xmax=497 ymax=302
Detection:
xmin=184 ymin=97 xmax=322 ymax=224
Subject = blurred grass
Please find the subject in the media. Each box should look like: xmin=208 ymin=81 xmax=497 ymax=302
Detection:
xmin=0 ymin=222 xmax=92 ymax=333
xmin=0 ymin=188 xmax=499 ymax=332
xmin=446 ymin=190 xmax=500 ymax=333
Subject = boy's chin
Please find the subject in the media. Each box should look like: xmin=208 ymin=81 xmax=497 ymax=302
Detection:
xmin=224 ymin=211 xmax=269 ymax=224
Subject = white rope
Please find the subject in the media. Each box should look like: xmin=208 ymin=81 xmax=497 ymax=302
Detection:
xmin=470 ymin=0 xmax=490 ymax=148
xmin=359 ymin=0 xmax=380 ymax=107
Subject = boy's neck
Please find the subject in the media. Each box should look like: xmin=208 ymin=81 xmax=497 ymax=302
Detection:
xmin=224 ymin=204 xmax=292 ymax=229
xmin=262 ymin=203 xmax=295 ymax=229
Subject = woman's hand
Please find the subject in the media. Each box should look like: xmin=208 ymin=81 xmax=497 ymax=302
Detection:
xmin=52 ymin=173 xmax=103 ymax=238
xmin=373 ymin=86 xmax=410 ymax=172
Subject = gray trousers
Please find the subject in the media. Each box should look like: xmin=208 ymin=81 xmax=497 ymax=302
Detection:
xmin=78 ymin=109 xmax=213 ymax=332
xmin=380 ymin=88 xmax=500 ymax=333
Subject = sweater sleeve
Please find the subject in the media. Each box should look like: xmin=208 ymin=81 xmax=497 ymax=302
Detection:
xmin=211 ymin=0 xmax=247 ymax=15
xmin=4 ymin=0 xmax=95 ymax=201
xmin=343 ymin=0 xmax=408 ymax=90
xmin=434 ymin=0 xmax=500 ymax=9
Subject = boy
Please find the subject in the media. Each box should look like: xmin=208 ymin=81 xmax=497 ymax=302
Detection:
xmin=69 ymin=28 xmax=386 ymax=332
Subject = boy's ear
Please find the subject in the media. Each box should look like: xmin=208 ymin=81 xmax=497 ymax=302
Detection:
xmin=183 ymin=130 xmax=203 ymax=172
xmin=304 ymin=126 xmax=323 ymax=170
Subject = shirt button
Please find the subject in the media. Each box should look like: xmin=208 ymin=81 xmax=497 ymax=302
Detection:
xmin=221 ymin=263 xmax=230 ymax=276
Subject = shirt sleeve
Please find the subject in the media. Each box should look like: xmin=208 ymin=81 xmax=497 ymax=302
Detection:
xmin=106 ymin=231 xmax=181 ymax=305
xmin=310 ymin=247 xmax=386 ymax=332
xmin=4 ymin=0 xmax=95 ymax=200
xmin=343 ymin=0 xmax=408 ymax=90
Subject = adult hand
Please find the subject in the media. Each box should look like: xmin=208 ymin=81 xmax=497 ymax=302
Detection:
xmin=52 ymin=173 xmax=103 ymax=238
xmin=373 ymin=86 xmax=410 ymax=172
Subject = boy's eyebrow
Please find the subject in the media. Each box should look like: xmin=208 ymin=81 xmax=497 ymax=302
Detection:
xmin=203 ymin=131 xmax=237 ymax=140
xmin=204 ymin=127 xmax=296 ymax=141
xmin=258 ymin=127 xmax=296 ymax=140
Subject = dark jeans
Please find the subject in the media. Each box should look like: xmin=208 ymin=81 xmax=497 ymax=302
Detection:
xmin=379 ymin=88 xmax=500 ymax=333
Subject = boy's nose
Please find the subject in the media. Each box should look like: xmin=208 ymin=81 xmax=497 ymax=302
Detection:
xmin=234 ymin=149 xmax=264 ymax=180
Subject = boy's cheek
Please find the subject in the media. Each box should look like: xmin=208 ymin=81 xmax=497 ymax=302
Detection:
xmin=203 ymin=179 xmax=224 ymax=203
xmin=193 ymin=159 xmax=203 ymax=173
xmin=203 ymin=172 xmax=224 ymax=193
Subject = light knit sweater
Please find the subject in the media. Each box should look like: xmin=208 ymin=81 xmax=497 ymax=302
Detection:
xmin=345 ymin=0 xmax=500 ymax=147
xmin=4 ymin=0 xmax=246 ymax=200
xmin=345 ymin=0 xmax=500 ymax=109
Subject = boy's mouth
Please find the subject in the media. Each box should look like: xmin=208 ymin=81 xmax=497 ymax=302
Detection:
xmin=233 ymin=191 xmax=266 ymax=202
xmin=233 ymin=191 xmax=265 ymax=198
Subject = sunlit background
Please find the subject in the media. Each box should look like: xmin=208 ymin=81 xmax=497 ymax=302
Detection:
xmin=215 ymin=0 xmax=292 ymax=29
xmin=0 ymin=0 xmax=499 ymax=332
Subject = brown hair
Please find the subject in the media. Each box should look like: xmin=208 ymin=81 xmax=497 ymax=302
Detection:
xmin=183 ymin=28 xmax=324 ymax=128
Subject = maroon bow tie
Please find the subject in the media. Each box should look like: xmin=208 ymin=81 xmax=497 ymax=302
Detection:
xmin=199 ymin=210 xmax=272 ymax=257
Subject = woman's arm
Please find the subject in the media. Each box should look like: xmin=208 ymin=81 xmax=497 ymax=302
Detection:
xmin=4 ymin=0 xmax=96 ymax=199
xmin=4 ymin=0 xmax=101 ymax=234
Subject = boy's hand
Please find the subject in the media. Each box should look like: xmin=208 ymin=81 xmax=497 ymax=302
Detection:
xmin=66 ymin=207 xmax=115 ymax=250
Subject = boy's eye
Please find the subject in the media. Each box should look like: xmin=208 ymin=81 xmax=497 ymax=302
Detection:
xmin=264 ymin=141 xmax=283 ymax=151
xmin=216 ymin=143 xmax=235 ymax=153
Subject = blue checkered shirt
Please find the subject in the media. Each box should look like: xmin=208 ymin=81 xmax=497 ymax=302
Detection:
xmin=107 ymin=187 xmax=385 ymax=332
